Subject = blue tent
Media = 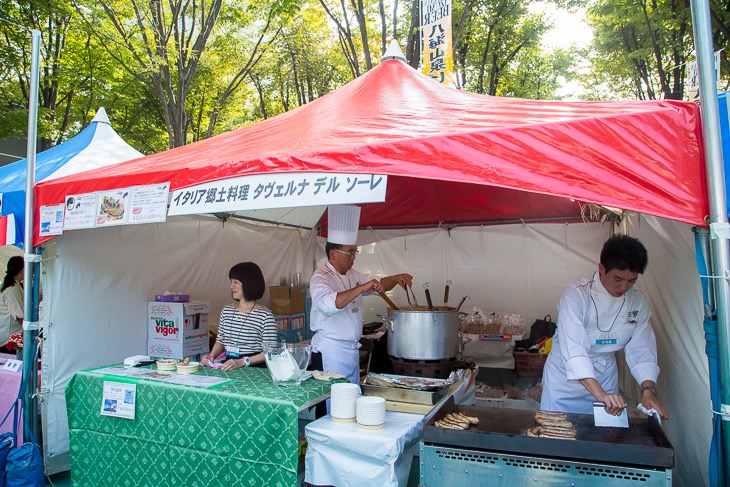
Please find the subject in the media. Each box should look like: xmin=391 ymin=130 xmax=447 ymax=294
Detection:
xmin=0 ymin=108 xmax=143 ymax=248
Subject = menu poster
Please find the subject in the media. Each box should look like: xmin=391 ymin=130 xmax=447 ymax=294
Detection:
xmin=100 ymin=381 xmax=136 ymax=420
xmin=128 ymin=183 xmax=170 ymax=225
xmin=39 ymin=204 xmax=65 ymax=236
xmin=96 ymin=189 xmax=130 ymax=227
xmin=63 ymin=193 xmax=98 ymax=230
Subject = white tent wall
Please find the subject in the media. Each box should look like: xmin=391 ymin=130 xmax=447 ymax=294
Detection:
xmin=349 ymin=223 xmax=611 ymax=325
xmin=38 ymin=215 xmax=710 ymax=484
xmin=619 ymin=214 xmax=711 ymax=487
xmin=38 ymin=216 xmax=317 ymax=473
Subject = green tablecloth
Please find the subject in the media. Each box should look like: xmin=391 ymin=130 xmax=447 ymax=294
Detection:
xmin=66 ymin=366 xmax=337 ymax=487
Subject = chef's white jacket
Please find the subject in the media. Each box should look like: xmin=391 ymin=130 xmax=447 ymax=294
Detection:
xmin=310 ymin=261 xmax=373 ymax=383
xmin=540 ymin=272 xmax=660 ymax=414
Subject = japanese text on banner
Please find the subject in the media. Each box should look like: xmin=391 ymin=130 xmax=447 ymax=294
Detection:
xmin=168 ymin=173 xmax=388 ymax=216
xmin=421 ymin=0 xmax=455 ymax=87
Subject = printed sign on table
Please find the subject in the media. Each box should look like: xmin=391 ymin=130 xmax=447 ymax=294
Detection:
xmin=128 ymin=183 xmax=170 ymax=224
xmin=39 ymin=204 xmax=65 ymax=236
xmin=168 ymin=172 xmax=388 ymax=216
xmin=63 ymin=193 xmax=98 ymax=230
xmin=96 ymin=190 xmax=130 ymax=227
xmin=100 ymin=381 xmax=137 ymax=420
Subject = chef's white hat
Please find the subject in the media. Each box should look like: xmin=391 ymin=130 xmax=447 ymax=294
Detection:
xmin=327 ymin=205 xmax=360 ymax=245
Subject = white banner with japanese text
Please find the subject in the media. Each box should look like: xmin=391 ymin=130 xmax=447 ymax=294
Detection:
xmin=168 ymin=173 xmax=388 ymax=216
xmin=421 ymin=0 xmax=455 ymax=87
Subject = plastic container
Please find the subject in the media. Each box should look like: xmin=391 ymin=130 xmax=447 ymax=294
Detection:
xmin=263 ymin=342 xmax=312 ymax=386
xmin=513 ymin=351 xmax=547 ymax=377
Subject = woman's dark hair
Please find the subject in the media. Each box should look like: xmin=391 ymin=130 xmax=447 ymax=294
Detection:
xmin=228 ymin=262 xmax=266 ymax=301
xmin=1 ymin=256 xmax=23 ymax=293
xmin=600 ymin=235 xmax=648 ymax=274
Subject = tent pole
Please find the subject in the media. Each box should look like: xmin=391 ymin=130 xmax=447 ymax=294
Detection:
xmin=689 ymin=0 xmax=730 ymax=483
xmin=22 ymin=28 xmax=41 ymax=442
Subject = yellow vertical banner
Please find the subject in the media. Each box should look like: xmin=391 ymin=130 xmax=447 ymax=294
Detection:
xmin=421 ymin=0 xmax=455 ymax=87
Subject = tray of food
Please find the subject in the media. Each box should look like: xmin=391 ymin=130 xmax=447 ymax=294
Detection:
xmin=361 ymin=373 xmax=451 ymax=405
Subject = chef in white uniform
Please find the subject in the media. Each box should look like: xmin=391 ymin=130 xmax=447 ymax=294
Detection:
xmin=541 ymin=235 xmax=668 ymax=419
xmin=310 ymin=205 xmax=413 ymax=384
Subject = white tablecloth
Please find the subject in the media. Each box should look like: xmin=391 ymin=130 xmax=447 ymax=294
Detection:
xmin=305 ymin=411 xmax=425 ymax=487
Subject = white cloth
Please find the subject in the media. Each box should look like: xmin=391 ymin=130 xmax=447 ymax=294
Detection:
xmin=310 ymin=261 xmax=372 ymax=383
xmin=0 ymin=283 xmax=23 ymax=347
xmin=305 ymin=412 xmax=424 ymax=487
xmin=541 ymin=272 xmax=660 ymax=414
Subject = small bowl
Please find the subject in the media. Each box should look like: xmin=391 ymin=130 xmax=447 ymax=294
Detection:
xmin=156 ymin=359 xmax=178 ymax=371
xmin=176 ymin=362 xmax=200 ymax=374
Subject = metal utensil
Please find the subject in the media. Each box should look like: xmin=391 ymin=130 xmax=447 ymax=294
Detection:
xmin=455 ymin=295 xmax=469 ymax=311
xmin=424 ymin=283 xmax=434 ymax=310
xmin=404 ymin=286 xmax=414 ymax=309
xmin=378 ymin=292 xmax=399 ymax=310
xmin=407 ymin=285 xmax=420 ymax=307
xmin=444 ymin=280 xmax=451 ymax=303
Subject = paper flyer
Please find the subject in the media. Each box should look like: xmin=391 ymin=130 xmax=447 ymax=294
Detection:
xmin=96 ymin=189 xmax=130 ymax=227
xmin=100 ymin=381 xmax=137 ymax=420
xmin=39 ymin=204 xmax=65 ymax=236
xmin=63 ymin=193 xmax=98 ymax=230
xmin=128 ymin=183 xmax=170 ymax=224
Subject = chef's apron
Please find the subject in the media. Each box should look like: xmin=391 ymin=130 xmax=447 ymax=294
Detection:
xmin=541 ymin=352 xmax=618 ymax=414
xmin=314 ymin=335 xmax=361 ymax=384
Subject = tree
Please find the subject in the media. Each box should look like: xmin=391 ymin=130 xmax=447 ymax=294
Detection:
xmin=586 ymin=0 xmax=692 ymax=100
xmin=451 ymin=0 xmax=553 ymax=95
xmin=0 ymin=0 xmax=103 ymax=149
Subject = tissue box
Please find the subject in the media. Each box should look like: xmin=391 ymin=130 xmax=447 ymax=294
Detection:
xmin=155 ymin=294 xmax=190 ymax=302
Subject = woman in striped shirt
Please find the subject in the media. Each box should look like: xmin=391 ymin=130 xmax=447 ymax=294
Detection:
xmin=201 ymin=262 xmax=277 ymax=370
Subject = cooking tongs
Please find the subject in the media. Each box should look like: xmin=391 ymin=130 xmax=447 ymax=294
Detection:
xmin=405 ymin=284 xmax=419 ymax=309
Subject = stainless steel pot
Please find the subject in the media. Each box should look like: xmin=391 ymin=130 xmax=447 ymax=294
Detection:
xmin=379 ymin=308 xmax=461 ymax=361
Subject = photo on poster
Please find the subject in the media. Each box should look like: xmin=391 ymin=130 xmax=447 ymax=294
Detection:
xmin=96 ymin=190 xmax=131 ymax=227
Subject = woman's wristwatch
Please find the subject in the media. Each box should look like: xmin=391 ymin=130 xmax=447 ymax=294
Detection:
xmin=641 ymin=385 xmax=657 ymax=397
xmin=243 ymin=356 xmax=251 ymax=367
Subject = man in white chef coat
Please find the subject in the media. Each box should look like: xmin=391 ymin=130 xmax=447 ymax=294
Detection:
xmin=541 ymin=235 xmax=668 ymax=419
xmin=310 ymin=205 xmax=412 ymax=384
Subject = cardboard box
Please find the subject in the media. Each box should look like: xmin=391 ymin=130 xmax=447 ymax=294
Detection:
xmin=148 ymin=301 xmax=210 ymax=359
xmin=270 ymin=296 xmax=305 ymax=315
xmin=270 ymin=286 xmax=306 ymax=299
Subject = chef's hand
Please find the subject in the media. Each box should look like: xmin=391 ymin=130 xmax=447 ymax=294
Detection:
xmin=641 ymin=391 xmax=669 ymax=420
xmin=221 ymin=358 xmax=243 ymax=371
xmin=598 ymin=393 xmax=627 ymax=416
xmin=361 ymin=279 xmax=384 ymax=294
xmin=200 ymin=354 xmax=211 ymax=367
xmin=395 ymin=273 xmax=413 ymax=289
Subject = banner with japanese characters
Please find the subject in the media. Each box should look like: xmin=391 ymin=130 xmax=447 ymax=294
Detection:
xmin=421 ymin=0 xmax=455 ymax=87
xmin=168 ymin=172 xmax=388 ymax=216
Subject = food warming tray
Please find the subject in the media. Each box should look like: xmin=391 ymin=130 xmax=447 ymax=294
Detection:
xmin=361 ymin=383 xmax=449 ymax=405
xmin=361 ymin=374 xmax=450 ymax=405
xmin=423 ymin=397 xmax=674 ymax=469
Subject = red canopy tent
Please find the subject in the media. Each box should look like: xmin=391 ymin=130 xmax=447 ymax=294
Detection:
xmin=33 ymin=58 xmax=707 ymax=245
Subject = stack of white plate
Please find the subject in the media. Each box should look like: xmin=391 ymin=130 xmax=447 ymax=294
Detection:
xmin=356 ymin=396 xmax=386 ymax=430
xmin=330 ymin=383 xmax=361 ymax=423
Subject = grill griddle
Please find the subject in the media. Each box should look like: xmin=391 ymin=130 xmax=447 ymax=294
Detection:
xmin=423 ymin=397 xmax=673 ymax=469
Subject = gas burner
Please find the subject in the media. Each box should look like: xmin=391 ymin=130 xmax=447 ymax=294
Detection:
xmin=389 ymin=356 xmax=457 ymax=378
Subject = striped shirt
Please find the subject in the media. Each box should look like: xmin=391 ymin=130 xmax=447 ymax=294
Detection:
xmin=216 ymin=304 xmax=278 ymax=354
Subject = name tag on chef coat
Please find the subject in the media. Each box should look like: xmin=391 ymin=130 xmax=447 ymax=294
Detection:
xmin=227 ymin=346 xmax=241 ymax=358
xmin=595 ymin=332 xmax=618 ymax=345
